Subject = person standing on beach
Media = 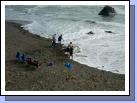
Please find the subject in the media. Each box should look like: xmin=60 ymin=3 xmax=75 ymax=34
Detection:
xmin=68 ymin=42 xmax=74 ymax=59
xmin=58 ymin=34 xmax=63 ymax=44
xmin=51 ymin=34 xmax=56 ymax=47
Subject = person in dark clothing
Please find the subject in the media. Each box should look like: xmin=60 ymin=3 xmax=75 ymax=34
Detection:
xmin=21 ymin=54 xmax=26 ymax=63
xmin=63 ymin=46 xmax=70 ymax=58
xmin=68 ymin=42 xmax=74 ymax=59
xmin=16 ymin=52 xmax=20 ymax=60
xmin=51 ymin=34 xmax=56 ymax=47
xmin=69 ymin=46 xmax=73 ymax=59
xmin=58 ymin=34 xmax=63 ymax=44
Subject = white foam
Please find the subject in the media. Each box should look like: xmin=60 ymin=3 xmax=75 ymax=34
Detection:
xmin=73 ymin=34 xmax=125 ymax=74
xmin=21 ymin=16 xmax=125 ymax=74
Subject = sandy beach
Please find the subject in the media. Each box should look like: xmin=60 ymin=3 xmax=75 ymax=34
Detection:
xmin=5 ymin=21 xmax=125 ymax=91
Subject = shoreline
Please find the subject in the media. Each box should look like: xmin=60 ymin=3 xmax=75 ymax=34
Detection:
xmin=5 ymin=20 xmax=125 ymax=91
xmin=7 ymin=19 xmax=124 ymax=75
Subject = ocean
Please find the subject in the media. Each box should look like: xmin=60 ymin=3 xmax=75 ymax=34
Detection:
xmin=5 ymin=5 xmax=125 ymax=74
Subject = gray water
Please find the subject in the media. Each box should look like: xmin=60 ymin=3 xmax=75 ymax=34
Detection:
xmin=5 ymin=5 xmax=125 ymax=74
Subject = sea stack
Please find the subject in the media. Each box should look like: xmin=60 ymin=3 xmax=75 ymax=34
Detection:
xmin=98 ymin=5 xmax=116 ymax=16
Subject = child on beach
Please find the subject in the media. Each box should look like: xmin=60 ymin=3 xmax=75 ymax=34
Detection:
xmin=64 ymin=62 xmax=73 ymax=80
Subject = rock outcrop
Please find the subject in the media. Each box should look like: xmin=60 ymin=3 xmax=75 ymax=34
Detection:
xmin=98 ymin=5 xmax=116 ymax=16
xmin=86 ymin=31 xmax=94 ymax=35
xmin=105 ymin=31 xmax=113 ymax=33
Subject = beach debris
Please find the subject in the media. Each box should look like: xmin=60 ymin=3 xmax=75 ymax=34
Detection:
xmin=47 ymin=61 xmax=54 ymax=67
xmin=98 ymin=5 xmax=117 ymax=16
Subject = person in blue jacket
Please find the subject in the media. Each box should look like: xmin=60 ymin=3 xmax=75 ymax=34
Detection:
xmin=65 ymin=62 xmax=73 ymax=71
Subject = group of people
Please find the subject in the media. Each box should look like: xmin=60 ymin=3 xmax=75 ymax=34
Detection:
xmin=16 ymin=52 xmax=39 ymax=68
xmin=51 ymin=34 xmax=63 ymax=47
xmin=16 ymin=52 xmax=56 ymax=68
xmin=51 ymin=34 xmax=74 ymax=59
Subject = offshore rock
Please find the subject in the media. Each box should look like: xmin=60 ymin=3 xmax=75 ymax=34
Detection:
xmin=98 ymin=5 xmax=116 ymax=16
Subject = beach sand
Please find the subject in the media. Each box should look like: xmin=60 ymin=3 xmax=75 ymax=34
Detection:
xmin=5 ymin=21 xmax=125 ymax=91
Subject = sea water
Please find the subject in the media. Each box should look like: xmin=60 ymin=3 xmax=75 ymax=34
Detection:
xmin=5 ymin=5 xmax=125 ymax=74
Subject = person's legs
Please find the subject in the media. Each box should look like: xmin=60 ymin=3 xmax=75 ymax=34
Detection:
xmin=68 ymin=52 xmax=70 ymax=58
xmin=71 ymin=54 xmax=73 ymax=59
xmin=70 ymin=55 xmax=73 ymax=59
xmin=59 ymin=40 xmax=61 ymax=44
xmin=54 ymin=42 xmax=56 ymax=47
xmin=52 ymin=41 xmax=55 ymax=47
xmin=69 ymin=50 xmax=73 ymax=59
